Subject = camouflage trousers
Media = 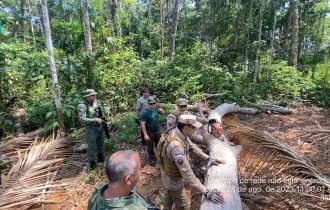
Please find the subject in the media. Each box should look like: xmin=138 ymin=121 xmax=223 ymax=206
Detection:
xmin=85 ymin=126 xmax=105 ymax=162
xmin=163 ymin=187 xmax=191 ymax=210
xmin=146 ymin=131 xmax=161 ymax=160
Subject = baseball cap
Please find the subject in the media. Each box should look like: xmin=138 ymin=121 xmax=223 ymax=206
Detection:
xmin=179 ymin=115 xmax=202 ymax=129
xmin=147 ymin=97 xmax=156 ymax=104
xmin=176 ymin=98 xmax=188 ymax=106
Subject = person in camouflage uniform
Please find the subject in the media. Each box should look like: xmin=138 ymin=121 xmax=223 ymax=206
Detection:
xmin=88 ymin=150 xmax=158 ymax=210
xmin=166 ymin=98 xmax=190 ymax=130
xmin=157 ymin=115 xmax=225 ymax=210
xmin=77 ymin=89 xmax=105 ymax=170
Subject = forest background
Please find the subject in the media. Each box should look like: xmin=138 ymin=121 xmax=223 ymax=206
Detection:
xmin=0 ymin=0 xmax=329 ymax=136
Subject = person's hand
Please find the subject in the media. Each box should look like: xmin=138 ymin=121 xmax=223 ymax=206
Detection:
xmin=207 ymin=157 xmax=225 ymax=167
xmin=205 ymin=190 xmax=224 ymax=204
xmin=158 ymin=108 xmax=164 ymax=114
xmin=95 ymin=118 xmax=104 ymax=124
xmin=144 ymin=134 xmax=150 ymax=141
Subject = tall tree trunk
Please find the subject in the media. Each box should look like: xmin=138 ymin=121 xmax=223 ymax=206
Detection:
xmin=165 ymin=0 xmax=171 ymax=22
xmin=160 ymin=0 xmax=164 ymax=60
xmin=283 ymin=1 xmax=292 ymax=60
xmin=81 ymin=0 xmax=93 ymax=87
xmin=39 ymin=0 xmax=66 ymax=133
xmin=109 ymin=0 xmax=121 ymax=37
xmin=37 ymin=1 xmax=45 ymax=38
xmin=21 ymin=0 xmax=27 ymax=43
xmin=270 ymin=3 xmax=277 ymax=58
xmin=254 ymin=0 xmax=264 ymax=83
xmin=233 ymin=0 xmax=241 ymax=49
xmin=168 ymin=0 xmax=179 ymax=61
xmin=290 ymin=0 xmax=299 ymax=68
xmin=27 ymin=0 xmax=36 ymax=44
xmin=244 ymin=0 xmax=254 ymax=73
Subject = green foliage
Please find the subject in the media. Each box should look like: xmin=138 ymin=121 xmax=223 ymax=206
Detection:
xmin=104 ymin=140 xmax=117 ymax=153
xmin=257 ymin=60 xmax=315 ymax=103
xmin=111 ymin=112 xmax=139 ymax=143
xmin=308 ymin=62 xmax=330 ymax=107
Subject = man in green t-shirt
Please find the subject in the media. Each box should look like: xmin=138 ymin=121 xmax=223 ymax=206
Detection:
xmin=88 ymin=150 xmax=159 ymax=210
xmin=140 ymin=98 xmax=164 ymax=166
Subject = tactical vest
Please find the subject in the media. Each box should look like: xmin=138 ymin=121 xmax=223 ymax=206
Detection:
xmin=157 ymin=131 xmax=191 ymax=178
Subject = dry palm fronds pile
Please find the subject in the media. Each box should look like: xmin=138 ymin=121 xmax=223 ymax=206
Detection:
xmin=0 ymin=132 xmax=82 ymax=210
xmin=0 ymin=130 xmax=43 ymax=162
xmin=228 ymin=127 xmax=330 ymax=210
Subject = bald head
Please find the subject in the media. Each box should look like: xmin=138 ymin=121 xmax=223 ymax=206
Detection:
xmin=105 ymin=150 xmax=140 ymax=184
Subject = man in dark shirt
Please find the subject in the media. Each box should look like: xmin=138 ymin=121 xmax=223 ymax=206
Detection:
xmin=140 ymin=98 xmax=164 ymax=166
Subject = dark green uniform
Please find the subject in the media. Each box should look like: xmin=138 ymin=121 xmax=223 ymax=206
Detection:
xmin=140 ymin=108 xmax=160 ymax=133
xmin=88 ymin=183 xmax=153 ymax=210
xmin=77 ymin=99 xmax=105 ymax=162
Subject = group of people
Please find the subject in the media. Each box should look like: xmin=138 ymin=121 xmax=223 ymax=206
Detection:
xmin=77 ymin=88 xmax=225 ymax=209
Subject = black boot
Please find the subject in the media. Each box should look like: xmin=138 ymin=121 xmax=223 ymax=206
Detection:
xmin=97 ymin=153 xmax=105 ymax=163
xmin=89 ymin=160 xmax=97 ymax=170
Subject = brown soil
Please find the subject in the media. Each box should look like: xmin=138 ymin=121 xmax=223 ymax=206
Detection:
xmin=33 ymin=105 xmax=330 ymax=210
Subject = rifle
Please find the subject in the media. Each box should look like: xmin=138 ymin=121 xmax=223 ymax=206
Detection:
xmin=97 ymin=107 xmax=111 ymax=140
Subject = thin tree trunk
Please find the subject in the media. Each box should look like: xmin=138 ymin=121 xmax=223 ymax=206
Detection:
xmin=81 ymin=0 xmax=93 ymax=87
xmin=168 ymin=0 xmax=179 ymax=61
xmin=244 ymin=0 xmax=254 ymax=73
xmin=270 ymin=3 xmax=277 ymax=58
xmin=37 ymin=1 xmax=45 ymax=38
xmin=39 ymin=0 xmax=66 ymax=133
xmin=290 ymin=0 xmax=299 ymax=68
xmin=160 ymin=0 xmax=164 ymax=60
xmin=27 ymin=0 xmax=36 ymax=44
xmin=283 ymin=1 xmax=292 ymax=59
xmin=21 ymin=0 xmax=27 ymax=43
xmin=233 ymin=0 xmax=241 ymax=49
xmin=254 ymin=0 xmax=264 ymax=83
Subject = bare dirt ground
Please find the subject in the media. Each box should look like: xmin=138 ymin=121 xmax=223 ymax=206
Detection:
xmin=36 ymin=105 xmax=329 ymax=210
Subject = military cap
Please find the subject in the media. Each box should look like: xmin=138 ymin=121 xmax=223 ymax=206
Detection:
xmin=83 ymin=89 xmax=97 ymax=97
xmin=179 ymin=115 xmax=202 ymax=129
xmin=176 ymin=98 xmax=188 ymax=106
xmin=147 ymin=97 xmax=156 ymax=104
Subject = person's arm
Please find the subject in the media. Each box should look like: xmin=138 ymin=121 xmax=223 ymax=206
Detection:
xmin=188 ymin=138 xmax=225 ymax=164
xmin=187 ymin=138 xmax=209 ymax=160
xmin=136 ymin=99 xmax=142 ymax=118
xmin=141 ymin=121 xmax=149 ymax=141
xmin=140 ymin=112 xmax=149 ymax=141
xmin=170 ymin=143 xmax=206 ymax=194
xmin=77 ymin=103 xmax=103 ymax=125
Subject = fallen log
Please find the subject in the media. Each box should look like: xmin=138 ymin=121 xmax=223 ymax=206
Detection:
xmin=201 ymin=103 xmax=243 ymax=210
xmin=242 ymin=97 xmax=291 ymax=114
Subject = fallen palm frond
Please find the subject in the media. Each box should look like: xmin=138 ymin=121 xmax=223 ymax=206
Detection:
xmin=228 ymin=127 xmax=330 ymax=210
xmin=0 ymin=129 xmax=43 ymax=162
xmin=0 ymin=134 xmax=81 ymax=210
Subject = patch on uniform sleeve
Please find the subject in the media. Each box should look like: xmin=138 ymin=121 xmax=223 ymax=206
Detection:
xmin=173 ymin=151 xmax=184 ymax=158
xmin=177 ymin=158 xmax=184 ymax=165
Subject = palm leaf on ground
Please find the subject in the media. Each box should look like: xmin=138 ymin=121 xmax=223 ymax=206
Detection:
xmin=228 ymin=127 xmax=330 ymax=210
xmin=0 ymin=134 xmax=80 ymax=209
